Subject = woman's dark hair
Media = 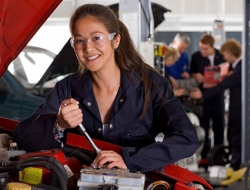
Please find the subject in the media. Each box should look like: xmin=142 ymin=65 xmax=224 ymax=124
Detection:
xmin=70 ymin=4 xmax=154 ymax=118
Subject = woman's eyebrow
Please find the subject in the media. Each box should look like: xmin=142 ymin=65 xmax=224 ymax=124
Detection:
xmin=90 ymin=31 xmax=104 ymax=35
xmin=73 ymin=31 xmax=104 ymax=38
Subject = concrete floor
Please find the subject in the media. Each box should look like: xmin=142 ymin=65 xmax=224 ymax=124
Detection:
xmin=213 ymin=180 xmax=250 ymax=190
xmin=197 ymin=172 xmax=250 ymax=190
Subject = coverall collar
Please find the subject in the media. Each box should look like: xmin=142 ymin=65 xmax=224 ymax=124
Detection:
xmin=72 ymin=69 xmax=143 ymax=99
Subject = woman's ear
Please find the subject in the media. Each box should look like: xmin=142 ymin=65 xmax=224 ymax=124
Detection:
xmin=113 ymin=34 xmax=121 ymax=49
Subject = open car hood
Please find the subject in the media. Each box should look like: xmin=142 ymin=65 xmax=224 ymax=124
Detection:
xmin=0 ymin=0 xmax=62 ymax=77
xmin=108 ymin=2 xmax=171 ymax=29
xmin=35 ymin=39 xmax=78 ymax=88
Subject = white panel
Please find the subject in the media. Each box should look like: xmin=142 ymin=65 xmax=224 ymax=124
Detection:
xmin=207 ymin=0 xmax=222 ymax=15
xmin=225 ymin=0 xmax=243 ymax=14
xmin=50 ymin=1 xmax=74 ymax=17
xmin=152 ymin=0 xmax=184 ymax=14
xmin=48 ymin=0 xmax=244 ymax=32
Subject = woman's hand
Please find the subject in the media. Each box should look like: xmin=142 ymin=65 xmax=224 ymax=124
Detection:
xmin=91 ymin=150 xmax=127 ymax=169
xmin=57 ymin=98 xmax=83 ymax=129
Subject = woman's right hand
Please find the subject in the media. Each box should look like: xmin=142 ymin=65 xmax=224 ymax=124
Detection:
xmin=57 ymin=98 xmax=83 ymax=129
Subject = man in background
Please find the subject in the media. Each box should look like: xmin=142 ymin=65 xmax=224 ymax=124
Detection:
xmin=190 ymin=39 xmax=242 ymax=172
xmin=190 ymin=34 xmax=225 ymax=170
xmin=165 ymin=33 xmax=191 ymax=79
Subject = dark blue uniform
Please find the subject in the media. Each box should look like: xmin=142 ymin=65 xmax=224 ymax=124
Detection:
xmin=13 ymin=69 xmax=199 ymax=173
xmin=202 ymin=61 xmax=242 ymax=170
xmin=190 ymin=49 xmax=225 ymax=159
xmin=165 ymin=51 xmax=189 ymax=79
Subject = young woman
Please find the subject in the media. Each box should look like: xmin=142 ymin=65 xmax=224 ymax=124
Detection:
xmin=13 ymin=4 xmax=198 ymax=173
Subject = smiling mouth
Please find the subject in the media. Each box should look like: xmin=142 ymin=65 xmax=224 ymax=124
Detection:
xmin=86 ymin=55 xmax=100 ymax=60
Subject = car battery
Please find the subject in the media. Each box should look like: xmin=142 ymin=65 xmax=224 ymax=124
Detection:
xmin=77 ymin=168 xmax=145 ymax=190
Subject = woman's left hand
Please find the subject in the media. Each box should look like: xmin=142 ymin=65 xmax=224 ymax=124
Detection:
xmin=91 ymin=150 xmax=127 ymax=169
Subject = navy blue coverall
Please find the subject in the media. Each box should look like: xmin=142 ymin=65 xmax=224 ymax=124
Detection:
xmin=13 ymin=69 xmax=199 ymax=173
xmin=202 ymin=61 xmax=242 ymax=170
xmin=190 ymin=49 xmax=225 ymax=160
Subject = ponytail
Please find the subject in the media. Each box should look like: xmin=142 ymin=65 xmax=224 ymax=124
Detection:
xmin=115 ymin=20 xmax=154 ymax=118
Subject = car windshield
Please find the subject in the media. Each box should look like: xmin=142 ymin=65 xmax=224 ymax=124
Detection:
xmin=8 ymin=46 xmax=56 ymax=89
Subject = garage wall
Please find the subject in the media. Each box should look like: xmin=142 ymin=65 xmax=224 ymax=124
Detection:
xmin=48 ymin=0 xmax=243 ymax=32
xmin=28 ymin=0 xmax=244 ymax=55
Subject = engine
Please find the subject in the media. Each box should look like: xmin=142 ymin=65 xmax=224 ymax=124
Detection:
xmin=0 ymin=117 xmax=213 ymax=190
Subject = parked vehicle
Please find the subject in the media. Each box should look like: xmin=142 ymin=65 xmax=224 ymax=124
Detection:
xmin=0 ymin=40 xmax=79 ymax=120
xmin=0 ymin=45 xmax=59 ymax=120
xmin=0 ymin=70 xmax=44 ymax=121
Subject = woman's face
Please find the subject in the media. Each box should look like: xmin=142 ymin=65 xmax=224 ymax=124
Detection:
xmin=71 ymin=16 xmax=120 ymax=72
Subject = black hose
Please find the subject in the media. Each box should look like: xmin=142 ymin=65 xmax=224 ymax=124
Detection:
xmin=0 ymin=156 xmax=68 ymax=182
xmin=0 ymin=161 xmax=67 ymax=190
xmin=0 ymin=160 xmax=12 ymax=167
xmin=21 ymin=156 xmax=67 ymax=188
xmin=62 ymin=147 xmax=94 ymax=165
xmin=50 ymin=172 xmax=59 ymax=187
xmin=21 ymin=156 xmax=67 ymax=181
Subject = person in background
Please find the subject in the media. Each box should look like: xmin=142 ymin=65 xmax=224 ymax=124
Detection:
xmin=164 ymin=46 xmax=200 ymax=98
xmin=165 ymin=33 xmax=191 ymax=80
xmin=13 ymin=4 xmax=198 ymax=173
xmin=190 ymin=34 xmax=225 ymax=170
xmin=190 ymin=39 xmax=242 ymax=172
xmin=164 ymin=46 xmax=180 ymax=88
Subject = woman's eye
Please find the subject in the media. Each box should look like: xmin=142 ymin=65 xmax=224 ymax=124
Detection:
xmin=92 ymin=36 xmax=102 ymax=41
xmin=75 ymin=39 xmax=84 ymax=44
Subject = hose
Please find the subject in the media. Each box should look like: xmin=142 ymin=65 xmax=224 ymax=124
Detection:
xmin=62 ymin=147 xmax=94 ymax=165
xmin=0 ymin=161 xmax=67 ymax=190
xmin=23 ymin=157 xmax=66 ymax=188
xmin=50 ymin=172 xmax=59 ymax=187
xmin=0 ymin=156 xmax=68 ymax=182
xmin=20 ymin=156 xmax=67 ymax=181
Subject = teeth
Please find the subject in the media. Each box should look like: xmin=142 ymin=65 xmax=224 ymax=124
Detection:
xmin=87 ymin=55 xmax=99 ymax=60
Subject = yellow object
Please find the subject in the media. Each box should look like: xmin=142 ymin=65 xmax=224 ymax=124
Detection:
xmin=6 ymin=182 xmax=31 ymax=190
xmin=221 ymin=167 xmax=247 ymax=186
xmin=226 ymin=167 xmax=234 ymax=178
xmin=154 ymin=46 xmax=159 ymax=56
xmin=158 ymin=45 xmax=163 ymax=56
xmin=19 ymin=167 xmax=43 ymax=185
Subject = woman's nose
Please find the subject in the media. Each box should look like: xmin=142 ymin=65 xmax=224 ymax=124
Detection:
xmin=84 ymin=40 xmax=95 ymax=53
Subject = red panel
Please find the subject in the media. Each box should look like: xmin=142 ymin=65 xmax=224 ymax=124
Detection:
xmin=0 ymin=0 xmax=62 ymax=77
xmin=163 ymin=165 xmax=213 ymax=189
xmin=67 ymin=133 xmax=122 ymax=154
xmin=0 ymin=117 xmax=19 ymax=131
